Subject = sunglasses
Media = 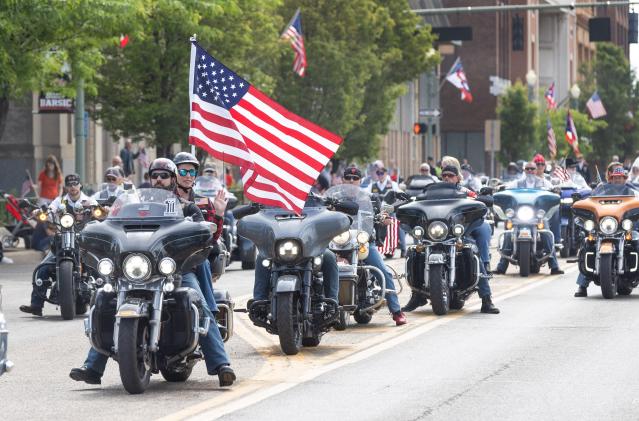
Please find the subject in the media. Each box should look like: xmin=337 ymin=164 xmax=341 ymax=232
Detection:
xmin=441 ymin=173 xmax=456 ymax=178
xmin=66 ymin=182 xmax=80 ymax=187
xmin=178 ymin=168 xmax=198 ymax=177
xmin=150 ymin=172 xmax=171 ymax=180
xmin=525 ymin=168 xmax=536 ymax=172
xmin=535 ymin=163 xmax=545 ymax=167
xmin=344 ymin=175 xmax=360 ymax=181
xmin=105 ymin=176 xmax=117 ymax=183
xmin=420 ymin=168 xmax=429 ymax=172
xmin=376 ymin=171 xmax=385 ymax=176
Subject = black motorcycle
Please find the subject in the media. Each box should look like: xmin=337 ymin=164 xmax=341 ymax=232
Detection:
xmin=238 ymin=196 xmax=357 ymax=355
xmin=80 ymin=188 xmax=222 ymax=394
xmin=32 ymin=201 xmax=104 ymax=319
xmin=396 ymin=183 xmax=485 ymax=315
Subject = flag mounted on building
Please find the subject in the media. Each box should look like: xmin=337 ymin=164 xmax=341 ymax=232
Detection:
xmin=586 ymin=91 xmax=607 ymax=119
xmin=565 ymin=111 xmax=581 ymax=157
xmin=546 ymin=117 xmax=557 ymax=159
xmin=545 ymin=82 xmax=557 ymax=110
xmin=445 ymin=58 xmax=473 ymax=103
xmin=281 ymin=8 xmax=307 ymax=77
xmin=188 ymin=41 xmax=342 ymax=214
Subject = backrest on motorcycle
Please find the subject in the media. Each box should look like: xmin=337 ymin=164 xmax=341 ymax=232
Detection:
xmin=159 ymin=287 xmax=202 ymax=356
xmin=417 ymin=183 xmax=466 ymax=201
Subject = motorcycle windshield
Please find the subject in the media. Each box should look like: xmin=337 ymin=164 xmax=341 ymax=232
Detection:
xmin=92 ymin=183 xmax=124 ymax=200
xmin=194 ymin=176 xmax=223 ymax=198
xmin=325 ymin=184 xmax=374 ymax=235
xmin=107 ymin=188 xmax=184 ymax=220
xmin=591 ymin=183 xmax=639 ymax=197
xmin=406 ymin=175 xmax=437 ymax=191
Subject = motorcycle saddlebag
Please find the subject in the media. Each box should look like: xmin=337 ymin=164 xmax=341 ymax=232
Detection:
xmin=160 ymin=288 xmax=202 ymax=356
xmin=89 ymin=290 xmax=117 ymax=354
xmin=406 ymin=248 xmax=425 ymax=289
xmin=455 ymin=244 xmax=479 ymax=291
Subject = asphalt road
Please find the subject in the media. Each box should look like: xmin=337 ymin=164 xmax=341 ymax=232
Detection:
xmin=1 ymin=243 xmax=637 ymax=421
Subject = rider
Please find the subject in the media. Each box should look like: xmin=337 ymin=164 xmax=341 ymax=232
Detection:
xmin=342 ymin=166 xmax=407 ymax=326
xmin=494 ymin=161 xmax=564 ymax=275
xmin=19 ymin=174 xmax=97 ymax=317
xmin=461 ymin=163 xmax=482 ymax=192
xmin=533 ymin=154 xmax=550 ymax=181
xmin=401 ymin=163 xmax=500 ymax=314
xmin=564 ymin=158 xmax=591 ymax=190
xmin=69 ymin=158 xmax=235 ymax=387
xmin=92 ymin=167 xmax=126 ymax=201
xmin=574 ymin=165 xmax=633 ymax=297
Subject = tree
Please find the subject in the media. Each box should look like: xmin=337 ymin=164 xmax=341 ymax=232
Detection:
xmin=497 ymin=82 xmax=538 ymax=164
xmin=93 ymin=0 xmax=283 ymax=155
xmin=273 ymin=0 xmax=438 ymax=161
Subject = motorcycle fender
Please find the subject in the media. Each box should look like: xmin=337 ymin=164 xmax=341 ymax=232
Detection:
xmin=116 ymin=301 xmax=149 ymax=319
xmin=275 ymin=274 xmax=301 ymax=293
xmin=428 ymin=253 xmax=445 ymax=264
xmin=599 ymin=241 xmax=614 ymax=254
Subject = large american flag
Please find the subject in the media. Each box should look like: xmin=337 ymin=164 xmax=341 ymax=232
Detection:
xmin=586 ymin=91 xmax=607 ymax=119
xmin=281 ymin=8 xmax=307 ymax=77
xmin=188 ymin=41 xmax=342 ymax=213
xmin=546 ymin=117 xmax=557 ymax=159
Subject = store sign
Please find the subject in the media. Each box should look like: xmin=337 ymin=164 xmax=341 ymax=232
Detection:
xmin=38 ymin=92 xmax=74 ymax=113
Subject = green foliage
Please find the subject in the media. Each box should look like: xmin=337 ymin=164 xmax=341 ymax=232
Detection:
xmin=273 ymin=0 xmax=438 ymax=161
xmin=497 ymin=82 xmax=538 ymax=164
xmin=93 ymin=0 xmax=282 ymax=152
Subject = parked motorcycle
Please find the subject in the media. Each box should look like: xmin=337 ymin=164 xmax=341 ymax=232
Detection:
xmin=572 ymin=183 xmax=639 ymax=298
xmin=326 ymin=185 xmax=388 ymax=330
xmin=557 ymin=182 xmax=592 ymax=257
xmin=493 ymin=188 xmax=560 ymax=277
xmin=238 ymin=195 xmax=357 ymax=355
xmin=395 ymin=183 xmax=484 ymax=315
xmin=32 ymin=201 xmax=105 ymax=319
xmin=0 ymin=286 xmax=13 ymax=375
xmin=80 ymin=188 xmax=229 ymax=394
xmin=194 ymin=176 xmax=257 ymax=269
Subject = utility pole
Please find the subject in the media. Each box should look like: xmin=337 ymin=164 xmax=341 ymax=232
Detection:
xmin=74 ymin=77 xmax=85 ymax=180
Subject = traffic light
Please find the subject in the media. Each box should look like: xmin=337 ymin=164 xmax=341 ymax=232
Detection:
xmin=413 ymin=123 xmax=427 ymax=135
xmin=512 ymin=15 xmax=524 ymax=51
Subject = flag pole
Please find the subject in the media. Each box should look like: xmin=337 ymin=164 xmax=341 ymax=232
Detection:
xmin=281 ymin=8 xmax=301 ymax=38
xmin=189 ymin=34 xmax=197 ymax=156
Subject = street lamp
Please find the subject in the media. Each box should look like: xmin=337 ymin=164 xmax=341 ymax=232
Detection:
xmin=526 ymin=70 xmax=537 ymax=102
xmin=570 ymin=83 xmax=581 ymax=109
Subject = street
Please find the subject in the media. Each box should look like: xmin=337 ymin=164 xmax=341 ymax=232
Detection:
xmin=2 ymin=241 xmax=639 ymax=421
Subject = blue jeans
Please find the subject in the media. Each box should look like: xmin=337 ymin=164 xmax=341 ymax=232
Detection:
xmin=466 ymin=220 xmax=491 ymax=265
xmin=31 ymin=251 xmax=56 ymax=309
xmin=576 ymin=273 xmax=589 ymax=287
xmin=253 ymin=250 xmax=339 ymax=300
xmin=364 ymin=246 xmax=401 ymax=313
xmin=84 ymin=272 xmax=230 ymax=376
xmin=550 ymin=210 xmax=561 ymax=245
xmin=195 ymin=260 xmax=218 ymax=312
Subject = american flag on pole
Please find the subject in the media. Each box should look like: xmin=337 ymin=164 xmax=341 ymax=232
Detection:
xmin=552 ymin=163 xmax=570 ymax=182
xmin=565 ymin=111 xmax=581 ymax=157
xmin=445 ymin=58 xmax=473 ymax=103
xmin=281 ymin=8 xmax=307 ymax=77
xmin=586 ymin=91 xmax=607 ymax=119
xmin=545 ymin=82 xmax=557 ymax=110
xmin=188 ymin=40 xmax=342 ymax=213
xmin=546 ymin=117 xmax=557 ymax=159
xmin=378 ymin=217 xmax=399 ymax=256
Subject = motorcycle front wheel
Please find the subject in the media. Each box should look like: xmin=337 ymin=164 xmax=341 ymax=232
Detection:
xmin=118 ymin=318 xmax=151 ymax=394
xmin=276 ymin=292 xmax=303 ymax=355
xmin=58 ymin=260 xmax=76 ymax=320
xmin=518 ymin=242 xmax=531 ymax=277
xmin=429 ymin=264 xmax=450 ymax=315
xmin=599 ymin=254 xmax=616 ymax=299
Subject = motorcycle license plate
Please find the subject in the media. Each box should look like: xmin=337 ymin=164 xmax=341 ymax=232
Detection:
xmin=599 ymin=242 xmax=614 ymax=254
xmin=518 ymin=229 xmax=531 ymax=239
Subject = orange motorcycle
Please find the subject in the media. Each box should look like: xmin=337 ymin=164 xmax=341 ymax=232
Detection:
xmin=572 ymin=184 xmax=639 ymax=298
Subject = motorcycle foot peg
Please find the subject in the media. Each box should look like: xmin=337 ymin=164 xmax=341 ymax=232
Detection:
xmin=566 ymin=259 xmax=578 ymax=263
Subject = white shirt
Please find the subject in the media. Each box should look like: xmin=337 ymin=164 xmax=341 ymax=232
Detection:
xmin=49 ymin=192 xmax=97 ymax=211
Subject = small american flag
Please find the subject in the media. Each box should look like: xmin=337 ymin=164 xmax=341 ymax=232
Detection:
xmin=565 ymin=110 xmax=581 ymax=156
xmin=188 ymin=41 xmax=342 ymax=214
xmin=546 ymin=118 xmax=557 ymax=159
xmin=378 ymin=217 xmax=399 ymax=256
xmin=552 ymin=164 xmax=570 ymax=182
xmin=545 ymin=82 xmax=557 ymax=110
xmin=586 ymin=91 xmax=607 ymax=119
xmin=281 ymin=8 xmax=307 ymax=77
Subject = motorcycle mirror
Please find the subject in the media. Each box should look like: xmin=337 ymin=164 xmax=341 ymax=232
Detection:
xmin=479 ymin=186 xmax=494 ymax=196
xmin=123 ymin=182 xmax=133 ymax=191
xmin=398 ymin=182 xmax=407 ymax=190
xmin=333 ymin=200 xmax=359 ymax=216
xmin=571 ymin=192 xmax=582 ymax=202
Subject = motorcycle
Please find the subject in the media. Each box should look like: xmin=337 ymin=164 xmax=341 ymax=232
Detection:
xmin=572 ymin=183 xmax=639 ymax=298
xmin=80 ymin=188 xmax=229 ymax=394
xmin=395 ymin=183 xmax=485 ymax=315
xmin=32 ymin=201 xmax=105 ymax=319
xmin=493 ymin=188 xmax=560 ymax=277
xmin=401 ymin=174 xmax=438 ymax=198
xmin=194 ymin=176 xmax=257 ymax=270
xmin=0 ymin=286 xmax=13 ymax=375
xmin=557 ymin=182 xmax=592 ymax=258
xmin=326 ymin=184 xmax=390 ymax=330
xmin=238 ymin=195 xmax=357 ymax=355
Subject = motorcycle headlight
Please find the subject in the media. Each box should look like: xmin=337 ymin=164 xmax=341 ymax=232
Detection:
xmin=97 ymin=258 xmax=114 ymax=276
xmin=277 ymin=240 xmax=301 ymax=262
xmin=158 ymin=257 xmax=176 ymax=275
xmin=505 ymin=208 xmax=515 ymax=219
xmin=428 ymin=221 xmax=448 ymax=241
xmin=452 ymin=224 xmax=464 ymax=237
xmin=37 ymin=212 xmax=48 ymax=222
xmin=516 ymin=206 xmax=534 ymax=222
xmin=92 ymin=208 xmax=104 ymax=219
xmin=356 ymin=231 xmax=370 ymax=244
xmin=560 ymin=198 xmax=573 ymax=205
xmin=584 ymin=220 xmax=595 ymax=232
xmin=60 ymin=213 xmax=74 ymax=228
xmin=536 ymin=209 xmax=546 ymax=219
xmin=123 ymin=254 xmax=151 ymax=281
xmin=332 ymin=231 xmax=351 ymax=246
xmin=412 ymin=226 xmax=424 ymax=240
xmin=599 ymin=217 xmax=618 ymax=235
xmin=622 ymin=219 xmax=633 ymax=231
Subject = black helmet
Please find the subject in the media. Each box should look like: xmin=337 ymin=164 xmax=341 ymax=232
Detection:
xmin=149 ymin=158 xmax=177 ymax=177
xmin=104 ymin=167 xmax=122 ymax=180
xmin=173 ymin=152 xmax=199 ymax=170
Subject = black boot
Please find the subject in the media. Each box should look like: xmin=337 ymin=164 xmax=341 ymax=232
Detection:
xmin=19 ymin=305 xmax=42 ymax=317
xmin=574 ymin=286 xmax=587 ymax=297
xmin=217 ymin=365 xmax=236 ymax=387
xmin=480 ymin=296 xmax=500 ymax=314
xmin=401 ymin=292 xmax=428 ymax=312
xmin=69 ymin=365 xmax=102 ymax=385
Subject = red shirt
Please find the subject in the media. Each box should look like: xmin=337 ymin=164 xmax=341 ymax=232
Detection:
xmin=38 ymin=170 xmax=62 ymax=200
